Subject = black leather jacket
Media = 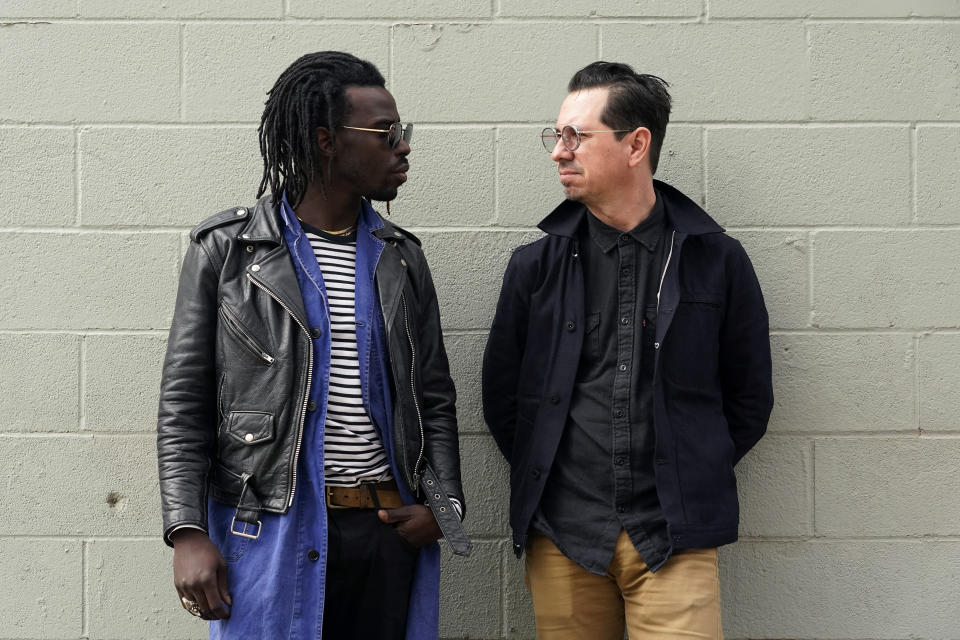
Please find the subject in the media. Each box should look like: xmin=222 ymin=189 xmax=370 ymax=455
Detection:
xmin=157 ymin=196 xmax=469 ymax=554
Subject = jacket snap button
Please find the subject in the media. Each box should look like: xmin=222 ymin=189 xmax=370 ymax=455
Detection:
xmin=236 ymin=208 xmax=246 ymax=216
xmin=654 ymin=342 xmax=660 ymax=349
xmin=244 ymin=433 xmax=253 ymax=442
xmin=531 ymin=469 xmax=541 ymax=478
xmin=251 ymin=264 xmax=260 ymax=272
xmin=308 ymin=401 xmax=317 ymax=412
xmin=246 ymin=245 xmax=254 ymax=253
xmin=394 ymin=231 xmax=402 ymax=237
xmin=400 ymin=259 xmax=407 ymax=267
xmin=566 ymin=321 xmax=575 ymax=331
xmin=311 ymin=328 xmax=322 ymax=338
xmin=307 ymin=549 xmax=320 ymax=562
xmin=550 ymin=394 xmax=560 ymax=404
xmin=241 ymin=233 xmax=250 ymax=239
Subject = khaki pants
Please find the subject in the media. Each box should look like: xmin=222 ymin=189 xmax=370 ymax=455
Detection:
xmin=524 ymin=531 xmax=722 ymax=639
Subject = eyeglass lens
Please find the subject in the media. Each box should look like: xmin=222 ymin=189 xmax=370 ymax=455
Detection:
xmin=389 ymin=122 xmax=413 ymax=148
xmin=540 ymin=126 xmax=580 ymax=152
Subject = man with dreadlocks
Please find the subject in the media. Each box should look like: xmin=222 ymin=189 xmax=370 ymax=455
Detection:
xmin=157 ymin=51 xmax=470 ymax=639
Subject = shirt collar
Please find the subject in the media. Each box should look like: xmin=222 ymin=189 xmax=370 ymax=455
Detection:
xmin=586 ymin=192 xmax=665 ymax=254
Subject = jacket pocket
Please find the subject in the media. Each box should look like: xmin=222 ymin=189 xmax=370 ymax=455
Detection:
xmin=223 ymin=411 xmax=275 ymax=446
xmin=219 ymin=305 xmax=276 ymax=365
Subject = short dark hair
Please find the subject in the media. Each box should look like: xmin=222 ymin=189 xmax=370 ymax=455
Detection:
xmin=257 ymin=51 xmax=385 ymax=207
xmin=567 ymin=61 xmax=671 ymax=174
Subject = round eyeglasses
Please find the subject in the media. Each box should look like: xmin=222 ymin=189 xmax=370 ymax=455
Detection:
xmin=341 ymin=122 xmax=413 ymax=148
xmin=541 ymin=124 xmax=634 ymax=152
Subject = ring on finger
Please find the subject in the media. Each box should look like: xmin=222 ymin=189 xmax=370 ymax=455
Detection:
xmin=180 ymin=595 xmax=203 ymax=617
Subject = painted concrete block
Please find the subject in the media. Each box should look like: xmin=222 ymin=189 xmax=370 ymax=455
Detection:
xmin=459 ymin=434 xmax=511 ymax=537
xmin=707 ymin=126 xmax=911 ymax=226
xmin=710 ymin=0 xmax=960 ymax=17
xmin=732 ymin=231 xmax=809 ymax=330
xmin=815 ymin=437 xmax=960 ymax=536
xmin=0 ymin=23 xmax=179 ymax=122
xmin=812 ymin=230 xmax=960 ymax=329
xmin=502 ymin=541 xmax=536 ymax=639
xmin=443 ymin=333 xmax=487 ymax=434
xmin=919 ymin=333 xmax=960 ymax=431
xmin=388 ymin=127 xmax=495 ymax=228
xmin=722 ymin=540 xmax=960 ymax=638
xmin=736 ymin=436 xmax=811 ymax=537
xmin=810 ymin=24 xmax=960 ymax=120
xmin=84 ymin=334 xmax=168 ymax=433
xmin=289 ymin=0 xmax=490 ymax=18
xmin=0 ymin=127 xmax=75 ymax=227
xmin=80 ymin=127 xmax=261 ymax=227
xmin=917 ymin=125 xmax=960 ymax=225
xmin=496 ymin=126 xmax=567 ymax=229
xmin=87 ymin=540 xmax=205 ymax=639
xmin=602 ymin=23 xmax=808 ymax=121
xmin=419 ymin=230 xmax=543 ymax=331
xmin=0 ymin=333 xmax=79 ymax=432
xmin=0 ymin=0 xmax=75 ymax=17
xmin=393 ymin=23 xmax=597 ymax=123
xmin=0 ymin=539 xmax=82 ymax=639
xmin=0 ymin=232 xmax=180 ymax=330
xmin=80 ymin=0 xmax=282 ymax=18
xmin=0 ymin=435 xmax=160 ymax=535
xmin=502 ymin=0 xmax=699 ymax=16
xmin=440 ymin=540 xmax=501 ymax=639
xmin=183 ymin=24 xmax=389 ymax=122
xmin=769 ymin=333 xmax=915 ymax=433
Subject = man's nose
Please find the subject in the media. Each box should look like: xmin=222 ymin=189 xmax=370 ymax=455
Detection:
xmin=550 ymin=137 xmax=570 ymax=163
xmin=395 ymin=137 xmax=411 ymax=156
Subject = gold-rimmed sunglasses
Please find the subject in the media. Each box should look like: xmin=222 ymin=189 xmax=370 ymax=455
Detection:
xmin=341 ymin=122 xmax=413 ymax=148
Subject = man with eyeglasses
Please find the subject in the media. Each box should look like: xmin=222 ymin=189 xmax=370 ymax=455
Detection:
xmin=483 ymin=61 xmax=773 ymax=638
xmin=157 ymin=51 xmax=470 ymax=639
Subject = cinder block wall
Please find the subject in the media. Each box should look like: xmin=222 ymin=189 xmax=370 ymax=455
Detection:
xmin=2 ymin=1 xmax=958 ymax=638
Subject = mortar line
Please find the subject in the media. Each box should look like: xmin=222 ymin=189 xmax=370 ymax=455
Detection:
xmin=0 ymin=329 xmax=168 ymax=336
xmin=910 ymin=122 xmax=920 ymax=224
xmin=6 ymin=120 xmax=960 ymax=127
xmin=702 ymin=0 xmax=709 ymax=22
xmin=283 ymin=0 xmax=290 ymax=18
xmin=770 ymin=328 xmax=945 ymax=336
xmin=808 ymin=438 xmax=816 ymax=536
xmin=387 ymin=20 xmax=393 ymax=90
xmin=500 ymin=544 xmax=509 ymax=637
xmin=78 ymin=334 xmax=86 ymax=431
xmin=10 ymin=16 xmax=711 ymax=24
xmin=596 ymin=21 xmax=602 ymax=57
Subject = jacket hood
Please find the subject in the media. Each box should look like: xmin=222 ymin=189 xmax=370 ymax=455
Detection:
xmin=537 ymin=179 xmax=724 ymax=238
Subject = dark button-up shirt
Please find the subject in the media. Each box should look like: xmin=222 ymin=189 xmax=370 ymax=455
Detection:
xmin=532 ymin=193 xmax=672 ymax=575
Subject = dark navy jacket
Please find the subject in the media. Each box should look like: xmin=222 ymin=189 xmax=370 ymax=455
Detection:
xmin=482 ymin=180 xmax=774 ymax=556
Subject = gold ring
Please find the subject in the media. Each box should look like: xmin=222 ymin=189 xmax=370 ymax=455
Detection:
xmin=180 ymin=595 xmax=203 ymax=617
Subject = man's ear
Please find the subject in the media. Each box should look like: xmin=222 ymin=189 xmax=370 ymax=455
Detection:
xmin=626 ymin=127 xmax=652 ymax=169
xmin=316 ymin=126 xmax=335 ymax=156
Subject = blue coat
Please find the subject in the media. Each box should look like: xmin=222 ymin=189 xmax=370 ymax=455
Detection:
xmin=482 ymin=180 xmax=774 ymax=556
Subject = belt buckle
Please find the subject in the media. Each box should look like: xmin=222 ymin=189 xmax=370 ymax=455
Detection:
xmin=230 ymin=516 xmax=262 ymax=539
xmin=325 ymin=486 xmax=351 ymax=509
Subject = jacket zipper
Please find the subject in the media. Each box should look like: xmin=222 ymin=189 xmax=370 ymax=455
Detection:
xmin=656 ymin=229 xmax=677 ymax=315
xmin=219 ymin=306 xmax=276 ymax=364
xmin=247 ymin=274 xmax=313 ymax=508
xmin=400 ymin=293 xmax=426 ymax=485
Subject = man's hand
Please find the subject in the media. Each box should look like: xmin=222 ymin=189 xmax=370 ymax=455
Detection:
xmin=171 ymin=528 xmax=231 ymax=620
xmin=377 ymin=504 xmax=443 ymax=548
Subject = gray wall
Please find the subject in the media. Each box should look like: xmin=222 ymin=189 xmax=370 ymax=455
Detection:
xmin=2 ymin=1 xmax=960 ymax=638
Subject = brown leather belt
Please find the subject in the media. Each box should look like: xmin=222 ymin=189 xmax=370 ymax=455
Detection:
xmin=325 ymin=480 xmax=404 ymax=510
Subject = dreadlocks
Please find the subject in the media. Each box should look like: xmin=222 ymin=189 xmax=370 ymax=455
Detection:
xmin=256 ymin=51 xmax=386 ymax=208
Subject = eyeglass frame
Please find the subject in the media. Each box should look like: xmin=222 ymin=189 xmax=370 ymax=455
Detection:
xmin=540 ymin=124 xmax=636 ymax=152
xmin=341 ymin=122 xmax=413 ymax=148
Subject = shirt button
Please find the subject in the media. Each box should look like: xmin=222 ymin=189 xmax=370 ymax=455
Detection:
xmin=307 ymin=550 xmax=320 ymax=562
xmin=308 ymin=401 xmax=317 ymax=412
xmin=620 ymin=317 xmax=629 ymax=325
xmin=550 ymin=394 xmax=560 ymax=404
xmin=615 ymin=409 xmax=624 ymax=417
xmin=615 ymin=457 xmax=625 ymax=466
xmin=311 ymin=328 xmax=322 ymax=338
xmin=566 ymin=321 xmax=576 ymax=331
xmin=531 ymin=469 xmax=541 ymax=479
xmin=619 ymin=236 xmax=628 ymax=244
xmin=619 ymin=363 xmax=627 ymax=372
xmin=617 ymin=506 xmax=626 ymax=513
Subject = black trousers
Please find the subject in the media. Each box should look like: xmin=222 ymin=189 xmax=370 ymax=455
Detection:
xmin=322 ymin=508 xmax=420 ymax=639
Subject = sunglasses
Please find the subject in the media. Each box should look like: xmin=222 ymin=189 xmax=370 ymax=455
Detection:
xmin=341 ymin=122 xmax=413 ymax=148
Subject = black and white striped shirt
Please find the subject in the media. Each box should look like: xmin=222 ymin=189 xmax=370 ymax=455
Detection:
xmin=303 ymin=226 xmax=392 ymax=488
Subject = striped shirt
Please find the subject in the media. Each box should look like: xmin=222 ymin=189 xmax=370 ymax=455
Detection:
xmin=303 ymin=225 xmax=392 ymax=488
